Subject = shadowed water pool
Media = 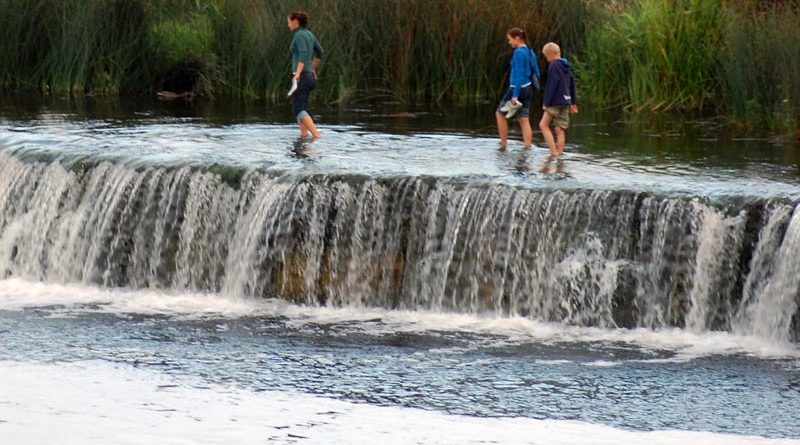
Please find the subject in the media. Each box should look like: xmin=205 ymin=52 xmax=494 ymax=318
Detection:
xmin=1 ymin=286 xmax=799 ymax=439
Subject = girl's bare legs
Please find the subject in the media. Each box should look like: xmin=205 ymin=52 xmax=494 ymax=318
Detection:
xmin=496 ymin=111 xmax=509 ymax=147
xmin=519 ymin=117 xmax=532 ymax=149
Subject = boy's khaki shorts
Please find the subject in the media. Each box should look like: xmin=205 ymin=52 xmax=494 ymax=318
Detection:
xmin=545 ymin=106 xmax=570 ymax=129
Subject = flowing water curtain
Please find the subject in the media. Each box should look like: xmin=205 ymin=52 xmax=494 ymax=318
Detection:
xmin=734 ymin=204 xmax=800 ymax=343
xmin=0 ymin=155 xmax=798 ymax=340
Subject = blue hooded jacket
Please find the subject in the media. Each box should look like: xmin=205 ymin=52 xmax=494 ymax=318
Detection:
xmin=543 ymin=58 xmax=576 ymax=107
xmin=509 ymin=46 xmax=541 ymax=98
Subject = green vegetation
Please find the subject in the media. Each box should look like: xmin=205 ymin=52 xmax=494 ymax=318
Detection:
xmin=719 ymin=2 xmax=800 ymax=136
xmin=0 ymin=0 xmax=798 ymax=137
xmin=0 ymin=0 xmax=588 ymax=101
xmin=0 ymin=0 xmax=150 ymax=94
xmin=579 ymin=0 xmax=722 ymax=112
xmin=579 ymin=0 xmax=800 ymax=138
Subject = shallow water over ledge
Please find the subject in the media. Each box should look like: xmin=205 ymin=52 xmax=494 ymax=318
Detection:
xmin=1 ymin=97 xmax=799 ymax=200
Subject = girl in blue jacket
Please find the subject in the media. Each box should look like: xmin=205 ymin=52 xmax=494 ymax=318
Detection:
xmin=496 ymin=28 xmax=540 ymax=149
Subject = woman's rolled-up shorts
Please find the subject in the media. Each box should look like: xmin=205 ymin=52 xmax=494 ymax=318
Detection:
xmin=496 ymin=84 xmax=533 ymax=119
xmin=292 ymin=72 xmax=317 ymax=121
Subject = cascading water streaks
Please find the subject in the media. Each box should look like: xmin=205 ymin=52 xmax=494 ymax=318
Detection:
xmin=736 ymin=204 xmax=800 ymax=343
xmin=0 ymin=153 xmax=798 ymax=341
xmin=685 ymin=202 xmax=746 ymax=332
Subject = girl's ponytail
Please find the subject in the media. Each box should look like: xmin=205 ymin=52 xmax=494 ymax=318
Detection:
xmin=507 ymin=27 xmax=530 ymax=48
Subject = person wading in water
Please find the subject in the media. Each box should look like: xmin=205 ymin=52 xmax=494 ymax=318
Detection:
xmin=287 ymin=11 xmax=324 ymax=139
xmin=495 ymin=27 xmax=539 ymax=149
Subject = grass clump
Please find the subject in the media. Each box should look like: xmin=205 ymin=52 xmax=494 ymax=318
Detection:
xmin=578 ymin=0 xmax=723 ymax=112
xmin=719 ymin=2 xmax=800 ymax=137
xmin=0 ymin=0 xmax=151 ymax=95
xmin=149 ymin=13 xmax=219 ymax=95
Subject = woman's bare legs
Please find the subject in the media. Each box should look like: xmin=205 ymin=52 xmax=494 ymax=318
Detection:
xmin=519 ymin=117 xmax=532 ymax=149
xmin=496 ymin=111 xmax=509 ymax=147
xmin=299 ymin=115 xmax=321 ymax=138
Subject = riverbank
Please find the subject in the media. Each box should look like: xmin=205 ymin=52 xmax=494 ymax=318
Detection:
xmin=0 ymin=0 xmax=797 ymax=139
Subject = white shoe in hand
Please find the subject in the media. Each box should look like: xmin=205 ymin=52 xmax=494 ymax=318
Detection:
xmin=505 ymin=100 xmax=523 ymax=118
xmin=287 ymin=79 xmax=298 ymax=97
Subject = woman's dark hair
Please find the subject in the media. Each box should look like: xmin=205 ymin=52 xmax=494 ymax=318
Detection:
xmin=507 ymin=27 xmax=531 ymax=49
xmin=289 ymin=11 xmax=309 ymax=28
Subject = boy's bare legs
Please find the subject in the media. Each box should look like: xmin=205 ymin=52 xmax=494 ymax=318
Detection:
xmin=299 ymin=115 xmax=321 ymax=138
xmin=496 ymin=111 xmax=509 ymax=148
xmin=539 ymin=155 xmax=555 ymax=173
xmin=519 ymin=117 xmax=532 ymax=149
xmin=555 ymin=127 xmax=566 ymax=156
xmin=539 ymin=112 xmax=558 ymax=156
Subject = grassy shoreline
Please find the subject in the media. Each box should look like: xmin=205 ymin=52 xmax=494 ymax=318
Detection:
xmin=0 ymin=0 xmax=797 ymax=139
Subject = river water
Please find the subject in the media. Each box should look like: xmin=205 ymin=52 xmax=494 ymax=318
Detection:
xmin=0 ymin=98 xmax=799 ymax=444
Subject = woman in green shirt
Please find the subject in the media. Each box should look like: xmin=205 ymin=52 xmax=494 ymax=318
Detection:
xmin=287 ymin=11 xmax=324 ymax=138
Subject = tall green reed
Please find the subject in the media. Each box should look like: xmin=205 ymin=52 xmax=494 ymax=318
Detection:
xmin=0 ymin=0 xmax=589 ymax=103
xmin=2 ymin=0 xmax=798 ymax=139
xmin=578 ymin=0 xmax=723 ymax=112
xmin=0 ymin=0 xmax=152 ymax=94
xmin=207 ymin=0 xmax=589 ymax=103
xmin=719 ymin=2 xmax=800 ymax=136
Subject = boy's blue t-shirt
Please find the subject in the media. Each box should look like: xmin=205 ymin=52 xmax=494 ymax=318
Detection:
xmin=509 ymin=46 xmax=540 ymax=98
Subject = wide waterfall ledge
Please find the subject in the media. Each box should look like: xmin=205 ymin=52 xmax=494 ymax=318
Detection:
xmin=0 ymin=150 xmax=798 ymax=343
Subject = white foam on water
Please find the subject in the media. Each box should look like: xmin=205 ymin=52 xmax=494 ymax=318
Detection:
xmin=534 ymin=359 xmax=574 ymax=365
xmin=0 ymin=360 xmax=796 ymax=445
xmin=0 ymin=278 xmax=797 ymax=360
xmin=583 ymin=360 xmax=621 ymax=368
xmin=0 ymin=278 xmax=278 ymax=318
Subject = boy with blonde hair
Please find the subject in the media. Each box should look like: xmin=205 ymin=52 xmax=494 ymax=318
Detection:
xmin=539 ymin=42 xmax=578 ymax=156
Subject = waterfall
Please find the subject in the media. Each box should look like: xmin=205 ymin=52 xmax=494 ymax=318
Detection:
xmin=735 ymin=204 xmax=800 ymax=342
xmin=0 ymin=153 xmax=798 ymax=341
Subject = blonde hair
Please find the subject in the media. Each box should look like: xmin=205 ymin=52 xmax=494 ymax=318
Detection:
xmin=543 ymin=42 xmax=561 ymax=56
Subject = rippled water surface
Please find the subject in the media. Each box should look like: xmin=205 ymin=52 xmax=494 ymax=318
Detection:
xmin=1 ymin=98 xmax=799 ymax=199
xmin=1 ymin=283 xmax=799 ymax=439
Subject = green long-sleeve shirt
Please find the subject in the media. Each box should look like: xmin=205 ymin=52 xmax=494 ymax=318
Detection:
xmin=290 ymin=27 xmax=324 ymax=74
